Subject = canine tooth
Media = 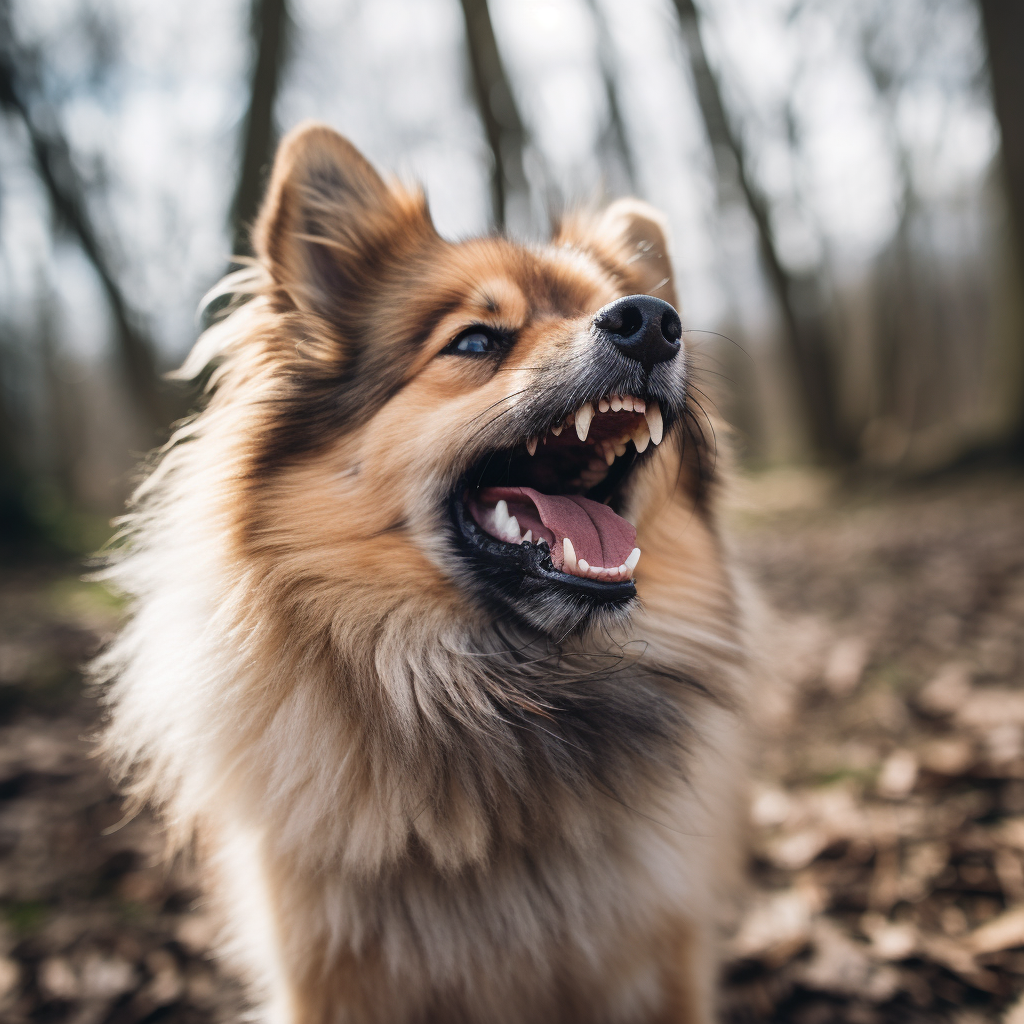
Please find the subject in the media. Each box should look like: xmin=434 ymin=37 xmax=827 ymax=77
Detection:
xmin=575 ymin=402 xmax=594 ymax=441
xmin=578 ymin=558 xmax=590 ymax=572
xmin=526 ymin=436 xmax=538 ymax=456
xmin=625 ymin=547 xmax=641 ymax=571
xmin=494 ymin=500 xmax=510 ymax=528
xmin=551 ymin=423 xmax=563 ymax=436
xmin=613 ymin=442 xmax=627 ymax=457
xmin=621 ymin=395 xmax=635 ymax=412
xmin=522 ymin=530 xmax=533 ymax=544
xmin=603 ymin=445 xmax=615 ymax=466
xmin=598 ymin=398 xmax=610 ymax=413
xmin=506 ymin=515 xmax=521 ymax=542
xmin=610 ymin=395 xmax=623 ymax=412
xmin=644 ymin=402 xmax=663 ymax=444
xmin=562 ymin=537 xmax=578 ymax=572
xmin=632 ymin=419 xmax=651 ymax=453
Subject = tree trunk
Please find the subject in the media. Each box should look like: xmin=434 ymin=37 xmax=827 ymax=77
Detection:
xmin=0 ymin=16 xmax=173 ymax=439
xmin=230 ymin=0 xmax=291 ymax=257
xmin=669 ymin=0 xmax=852 ymax=463
xmin=581 ymin=0 xmax=638 ymax=196
xmin=456 ymin=0 xmax=529 ymax=232
xmin=978 ymin=0 xmax=1024 ymax=454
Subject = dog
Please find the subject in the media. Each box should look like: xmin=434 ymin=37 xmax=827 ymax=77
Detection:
xmin=96 ymin=122 xmax=751 ymax=1024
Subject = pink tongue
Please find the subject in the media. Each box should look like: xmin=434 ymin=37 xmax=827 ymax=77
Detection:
xmin=477 ymin=486 xmax=636 ymax=571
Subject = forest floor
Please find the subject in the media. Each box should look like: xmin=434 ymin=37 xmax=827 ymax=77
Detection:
xmin=1 ymin=469 xmax=1023 ymax=1023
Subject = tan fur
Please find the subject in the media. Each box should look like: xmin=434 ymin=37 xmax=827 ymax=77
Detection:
xmin=96 ymin=122 xmax=751 ymax=1023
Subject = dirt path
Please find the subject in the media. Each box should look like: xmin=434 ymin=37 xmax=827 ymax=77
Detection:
xmin=1 ymin=472 xmax=1023 ymax=1023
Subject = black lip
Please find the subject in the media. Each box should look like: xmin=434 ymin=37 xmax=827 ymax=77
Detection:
xmin=450 ymin=491 xmax=637 ymax=604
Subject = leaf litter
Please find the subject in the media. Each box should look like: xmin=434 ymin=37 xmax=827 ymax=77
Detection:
xmin=1 ymin=472 xmax=1024 ymax=1022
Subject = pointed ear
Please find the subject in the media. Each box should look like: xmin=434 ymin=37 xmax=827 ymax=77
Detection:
xmin=253 ymin=121 xmax=434 ymax=321
xmin=557 ymin=198 xmax=677 ymax=307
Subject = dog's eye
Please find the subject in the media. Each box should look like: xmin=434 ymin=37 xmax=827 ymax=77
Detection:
xmin=445 ymin=327 xmax=501 ymax=356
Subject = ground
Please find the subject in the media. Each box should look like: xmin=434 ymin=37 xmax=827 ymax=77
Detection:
xmin=1 ymin=471 xmax=1023 ymax=1023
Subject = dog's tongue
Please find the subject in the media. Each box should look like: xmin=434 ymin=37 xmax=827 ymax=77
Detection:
xmin=477 ymin=486 xmax=636 ymax=570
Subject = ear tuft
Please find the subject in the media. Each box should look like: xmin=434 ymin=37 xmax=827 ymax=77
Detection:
xmin=558 ymin=198 xmax=677 ymax=307
xmin=253 ymin=122 xmax=434 ymax=320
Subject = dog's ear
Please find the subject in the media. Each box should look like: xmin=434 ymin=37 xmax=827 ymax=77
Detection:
xmin=253 ymin=122 xmax=434 ymax=321
xmin=556 ymin=198 xmax=677 ymax=307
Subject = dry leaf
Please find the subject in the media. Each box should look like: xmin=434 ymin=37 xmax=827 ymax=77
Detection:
xmin=967 ymin=904 xmax=1024 ymax=955
xmin=877 ymin=750 xmax=918 ymax=798
xmin=917 ymin=663 xmax=972 ymax=715
xmin=823 ymin=637 xmax=869 ymax=696
xmin=731 ymin=889 xmax=817 ymax=965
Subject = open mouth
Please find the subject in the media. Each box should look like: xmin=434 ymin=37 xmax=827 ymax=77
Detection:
xmin=451 ymin=393 xmax=667 ymax=608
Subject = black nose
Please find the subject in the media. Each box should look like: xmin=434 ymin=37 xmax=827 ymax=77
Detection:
xmin=592 ymin=294 xmax=682 ymax=370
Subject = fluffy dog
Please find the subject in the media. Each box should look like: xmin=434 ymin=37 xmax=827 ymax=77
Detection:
xmin=96 ymin=122 xmax=751 ymax=1024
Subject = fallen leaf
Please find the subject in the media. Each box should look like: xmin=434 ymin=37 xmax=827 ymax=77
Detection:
xmin=968 ymin=904 xmax=1024 ymax=955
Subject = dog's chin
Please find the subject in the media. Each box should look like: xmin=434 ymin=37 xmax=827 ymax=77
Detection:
xmin=446 ymin=390 xmax=676 ymax=637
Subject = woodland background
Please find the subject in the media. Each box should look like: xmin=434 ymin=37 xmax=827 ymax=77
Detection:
xmin=1 ymin=0 xmax=1024 ymax=1022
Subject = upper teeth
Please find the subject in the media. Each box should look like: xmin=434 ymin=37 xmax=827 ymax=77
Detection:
xmin=520 ymin=395 xmax=665 ymax=487
xmin=546 ymin=395 xmax=662 ymax=452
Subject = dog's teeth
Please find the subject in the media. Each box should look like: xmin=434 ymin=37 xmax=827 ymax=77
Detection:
xmin=526 ymin=436 xmax=538 ymax=456
xmin=644 ymin=402 xmax=663 ymax=444
xmin=613 ymin=441 xmax=627 ymax=457
xmin=625 ymin=547 xmax=641 ymax=572
xmin=603 ymin=445 xmax=615 ymax=466
xmin=562 ymin=537 xmax=578 ymax=572
xmin=598 ymin=398 xmax=610 ymax=413
xmin=610 ymin=395 xmax=623 ymax=412
xmin=522 ymin=530 xmax=533 ymax=544
xmin=617 ymin=562 xmax=628 ymax=574
xmin=632 ymin=419 xmax=651 ymax=453
xmin=551 ymin=422 xmax=563 ymax=436
xmin=575 ymin=402 xmax=594 ymax=441
xmin=621 ymin=395 xmax=635 ymax=412
xmin=578 ymin=557 xmax=590 ymax=572
xmin=494 ymin=500 xmax=510 ymax=529
xmin=634 ymin=398 xmax=646 ymax=413
xmin=506 ymin=516 xmax=522 ymax=542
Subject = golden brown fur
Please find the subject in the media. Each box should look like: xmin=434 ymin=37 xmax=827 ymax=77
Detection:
xmin=96 ymin=123 xmax=751 ymax=1023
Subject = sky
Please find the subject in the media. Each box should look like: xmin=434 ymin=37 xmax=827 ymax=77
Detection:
xmin=0 ymin=0 xmax=999 ymax=366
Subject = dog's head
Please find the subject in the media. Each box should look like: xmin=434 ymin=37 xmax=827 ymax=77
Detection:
xmin=222 ymin=123 xmax=710 ymax=638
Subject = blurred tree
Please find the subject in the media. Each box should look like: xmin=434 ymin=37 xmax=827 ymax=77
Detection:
xmin=230 ymin=0 xmax=292 ymax=258
xmin=581 ymin=0 xmax=638 ymax=196
xmin=456 ymin=0 xmax=529 ymax=231
xmin=669 ymin=0 xmax=853 ymax=464
xmin=0 ymin=3 xmax=172 ymax=440
xmin=978 ymin=0 xmax=1024 ymax=456
xmin=0 ymin=340 xmax=36 ymax=542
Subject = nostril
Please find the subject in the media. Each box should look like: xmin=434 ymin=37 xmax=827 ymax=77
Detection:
xmin=594 ymin=303 xmax=643 ymax=339
xmin=592 ymin=293 xmax=682 ymax=368
xmin=661 ymin=310 xmax=682 ymax=345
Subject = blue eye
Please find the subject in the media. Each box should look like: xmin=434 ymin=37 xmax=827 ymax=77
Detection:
xmin=448 ymin=329 xmax=498 ymax=355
